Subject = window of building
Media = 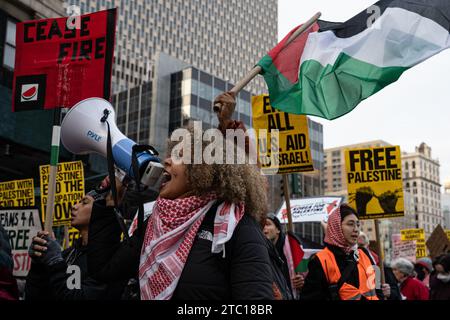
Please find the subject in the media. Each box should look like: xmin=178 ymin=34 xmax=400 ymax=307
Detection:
xmin=3 ymin=20 xmax=16 ymax=69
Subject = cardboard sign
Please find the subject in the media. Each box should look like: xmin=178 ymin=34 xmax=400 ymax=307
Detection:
xmin=345 ymin=146 xmax=404 ymax=220
xmin=276 ymin=197 xmax=343 ymax=223
xmin=401 ymin=228 xmax=425 ymax=241
xmin=426 ymin=225 xmax=450 ymax=258
xmin=392 ymin=234 xmax=416 ymax=263
xmin=40 ymin=161 xmax=84 ymax=226
xmin=0 ymin=208 xmax=42 ymax=277
xmin=0 ymin=179 xmax=35 ymax=207
xmin=401 ymin=228 xmax=427 ymax=258
xmin=12 ymin=9 xmax=116 ymax=111
xmin=252 ymin=95 xmax=313 ymax=174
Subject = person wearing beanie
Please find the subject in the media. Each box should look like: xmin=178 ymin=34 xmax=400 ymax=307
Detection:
xmin=414 ymin=257 xmax=433 ymax=288
xmin=264 ymin=213 xmax=304 ymax=299
xmin=25 ymin=186 xmax=126 ymax=300
xmin=301 ymin=204 xmax=388 ymax=300
xmin=392 ymin=257 xmax=429 ymax=300
xmin=430 ymin=253 xmax=450 ymax=300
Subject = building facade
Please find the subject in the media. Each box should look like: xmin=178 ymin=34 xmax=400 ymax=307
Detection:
xmin=402 ymin=143 xmax=443 ymax=236
xmin=71 ymin=0 xmax=277 ymax=95
xmin=110 ymin=52 xmax=254 ymax=157
xmin=442 ymin=179 xmax=450 ymax=230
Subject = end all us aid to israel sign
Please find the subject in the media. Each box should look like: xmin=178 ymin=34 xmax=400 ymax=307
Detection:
xmin=12 ymin=8 xmax=116 ymax=112
xmin=345 ymin=146 xmax=404 ymax=220
xmin=252 ymin=94 xmax=313 ymax=174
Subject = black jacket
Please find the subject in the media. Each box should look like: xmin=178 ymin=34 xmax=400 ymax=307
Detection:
xmin=300 ymin=244 xmax=401 ymax=300
xmin=25 ymin=201 xmax=126 ymax=300
xmin=25 ymin=239 xmax=113 ymax=300
xmin=430 ymin=273 xmax=450 ymax=300
xmin=88 ymin=201 xmax=274 ymax=300
xmin=266 ymin=238 xmax=293 ymax=300
xmin=301 ymin=244 xmax=358 ymax=300
xmin=172 ymin=205 xmax=273 ymax=300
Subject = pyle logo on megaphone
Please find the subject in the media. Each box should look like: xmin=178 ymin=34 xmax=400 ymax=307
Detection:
xmin=60 ymin=97 xmax=164 ymax=190
xmin=87 ymin=130 xmax=102 ymax=142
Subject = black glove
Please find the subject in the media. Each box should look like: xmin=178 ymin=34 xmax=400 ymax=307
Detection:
xmin=122 ymin=182 xmax=158 ymax=219
xmin=40 ymin=236 xmax=64 ymax=267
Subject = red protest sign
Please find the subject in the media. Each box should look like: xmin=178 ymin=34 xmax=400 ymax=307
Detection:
xmin=12 ymin=8 xmax=116 ymax=112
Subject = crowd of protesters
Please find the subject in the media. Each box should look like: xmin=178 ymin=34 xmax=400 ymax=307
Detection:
xmin=1 ymin=92 xmax=449 ymax=301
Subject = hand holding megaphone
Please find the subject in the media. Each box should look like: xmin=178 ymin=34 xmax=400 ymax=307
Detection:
xmin=60 ymin=98 xmax=164 ymax=192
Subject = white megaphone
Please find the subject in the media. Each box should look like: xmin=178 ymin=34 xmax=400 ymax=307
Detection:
xmin=60 ymin=97 xmax=164 ymax=189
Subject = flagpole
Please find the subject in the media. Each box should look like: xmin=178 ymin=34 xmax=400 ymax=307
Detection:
xmin=374 ymin=219 xmax=386 ymax=286
xmin=44 ymin=109 xmax=62 ymax=233
xmin=213 ymin=11 xmax=321 ymax=115
xmin=43 ymin=108 xmax=68 ymax=233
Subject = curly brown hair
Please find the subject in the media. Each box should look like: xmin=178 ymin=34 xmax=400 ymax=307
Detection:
xmin=167 ymin=125 xmax=268 ymax=225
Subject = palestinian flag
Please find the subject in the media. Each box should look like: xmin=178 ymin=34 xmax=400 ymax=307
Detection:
xmin=298 ymin=248 xmax=321 ymax=273
xmin=283 ymin=232 xmax=304 ymax=299
xmin=257 ymin=0 xmax=450 ymax=120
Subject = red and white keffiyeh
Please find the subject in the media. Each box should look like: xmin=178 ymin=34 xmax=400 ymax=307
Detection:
xmin=138 ymin=193 xmax=244 ymax=300
xmin=323 ymin=206 xmax=357 ymax=255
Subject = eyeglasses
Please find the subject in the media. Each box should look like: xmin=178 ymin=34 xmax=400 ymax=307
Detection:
xmin=343 ymin=222 xmax=360 ymax=229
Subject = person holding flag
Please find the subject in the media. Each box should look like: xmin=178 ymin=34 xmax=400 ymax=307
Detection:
xmin=264 ymin=213 xmax=305 ymax=299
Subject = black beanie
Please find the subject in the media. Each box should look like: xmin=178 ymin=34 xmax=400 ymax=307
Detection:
xmin=267 ymin=213 xmax=282 ymax=232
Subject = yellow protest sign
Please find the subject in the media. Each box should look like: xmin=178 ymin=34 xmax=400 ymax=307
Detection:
xmin=251 ymin=95 xmax=313 ymax=174
xmin=345 ymin=146 xmax=404 ymax=220
xmin=40 ymin=161 xmax=84 ymax=226
xmin=401 ymin=228 xmax=427 ymax=259
xmin=0 ymin=179 xmax=35 ymax=207
xmin=63 ymin=227 xmax=81 ymax=248
xmin=446 ymin=230 xmax=450 ymax=241
xmin=401 ymin=229 xmax=425 ymax=241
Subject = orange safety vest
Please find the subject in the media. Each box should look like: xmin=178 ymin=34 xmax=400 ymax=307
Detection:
xmin=316 ymin=247 xmax=379 ymax=300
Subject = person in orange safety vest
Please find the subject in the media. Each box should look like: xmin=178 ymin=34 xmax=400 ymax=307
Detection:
xmin=301 ymin=204 xmax=388 ymax=300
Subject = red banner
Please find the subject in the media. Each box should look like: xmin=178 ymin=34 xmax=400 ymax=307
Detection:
xmin=12 ymin=8 xmax=116 ymax=112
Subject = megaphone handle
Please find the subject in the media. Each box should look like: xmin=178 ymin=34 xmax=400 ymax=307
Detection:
xmin=131 ymin=145 xmax=144 ymax=239
xmin=105 ymin=121 xmax=130 ymax=241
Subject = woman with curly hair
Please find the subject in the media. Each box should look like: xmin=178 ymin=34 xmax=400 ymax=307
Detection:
xmin=137 ymin=125 xmax=273 ymax=300
xmin=87 ymin=97 xmax=274 ymax=300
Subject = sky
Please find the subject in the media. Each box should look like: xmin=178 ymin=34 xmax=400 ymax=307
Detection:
xmin=278 ymin=0 xmax=450 ymax=189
